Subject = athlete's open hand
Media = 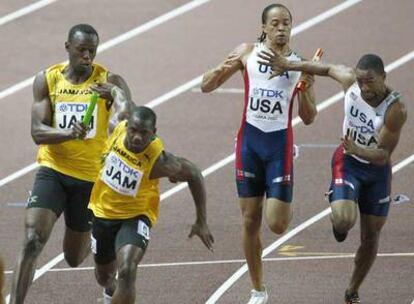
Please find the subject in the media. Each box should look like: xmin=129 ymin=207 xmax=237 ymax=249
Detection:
xmin=188 ymin=220 xmax=214 ymax=252
xmin=257 ymin=50 xmax=289 ymax=80
xmin=221 ymin=51 xmax=244 ymax=70
xmin=90 ymin=82 xmax=116 ymax=101
xmin=342 ymin=129 xmax=359 ymax=155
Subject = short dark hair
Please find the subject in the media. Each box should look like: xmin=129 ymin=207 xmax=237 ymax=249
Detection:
xmin=356 ymin=54 xmax=385 ymax=74
xmin=258 ymin=4 xmax=292 ymax=42
xmin=130 ymin=106 xmax=157 ymax=128
xmin=68 ymin=24 xmax=99 ymax=42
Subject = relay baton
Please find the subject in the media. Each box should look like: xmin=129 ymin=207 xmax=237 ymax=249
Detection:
xmin=296 ymin=48 xmax=323 ymax=91
xmin=82 ymin=92 xmax=99 ymax=126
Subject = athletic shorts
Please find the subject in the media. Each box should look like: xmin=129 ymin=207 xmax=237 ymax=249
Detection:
xmin=27 ymin=166 xmax=93 ymax=232
xmin=328 ymin=145 xmax=392 ymax=217
xmin=235 ymin=123 xmax=293 ymax=202
xmin=91 ymin=215 xmax=151 ymax=265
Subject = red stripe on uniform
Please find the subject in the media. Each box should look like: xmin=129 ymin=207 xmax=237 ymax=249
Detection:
xmin=235 ymin=68 xmax=250 ymax=180
xmin=333 ymin=144 xmax=345 ymax=181
xmin=283 ymin=86 xmax=298 ymax=180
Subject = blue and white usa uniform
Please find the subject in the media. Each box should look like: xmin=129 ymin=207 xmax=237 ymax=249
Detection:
xmin=328 ymin=84 xmax=399 ymax=216
xmin=236 ymin=43 xmax=302 ymax=201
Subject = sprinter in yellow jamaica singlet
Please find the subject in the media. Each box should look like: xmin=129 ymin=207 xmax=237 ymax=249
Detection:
xmin=88 ymin=105 xmax=214 ymax=304
xmin=9 ymin=24 xmax=133 ymax=304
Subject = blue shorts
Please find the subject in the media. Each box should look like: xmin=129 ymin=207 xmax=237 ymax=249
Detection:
xmin=328 ymin=145 xmax=392 ymax=217
xmin=235 ymin=123 xmax=293 ymax=202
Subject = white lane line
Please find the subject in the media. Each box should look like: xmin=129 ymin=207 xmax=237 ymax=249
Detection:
xmin=0 ymin=163 xmax=38 ymax=188
xmin=0 ymin=0 xmax=211 ymax=102
xmin=206 ymin=154 xmax=414 ymax=303
xmin=0 ymin=0 xmax=58 ymax=27
xmin=4 ymin=252 xmax=413 ymax=274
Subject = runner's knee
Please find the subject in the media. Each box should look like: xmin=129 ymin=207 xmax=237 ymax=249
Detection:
xmin=64 ymin=252 xmax=85 ymax=267
xmin=117 ymin=260 xmax=137 ymax=284
xmin=242 ymin=214 xmax=261 ymax=235
xmin=334 ymin=218 xmax=355 ymax=233
xmin=23 ymin=229 xmax=48 ymax=257
xmin=95 ymin=267 xmax=116 ymax=287
xmin=268 ymin=219 xmax=289 ymax=235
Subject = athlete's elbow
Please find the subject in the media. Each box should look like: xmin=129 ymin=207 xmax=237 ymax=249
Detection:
xmin=302 ymin=117 xmax=314 ymax=125
xmin=200 ymin=81 xmax=213 ymax=93
xmin=300 ymin=113 xmax=316 ymax=125
xmin=31 ymin=129 xmax=42 ymax=145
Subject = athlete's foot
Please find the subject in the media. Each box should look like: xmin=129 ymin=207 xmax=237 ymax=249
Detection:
xmin=247 ymin=286 xmax=268 ymax=304
xmin=344 ymin=289 xmax=360 ymax=304
xmin=102 ymin=288 xmax=113 ymax=304
xmin=332 ymin=225 xmax=348 ymax=242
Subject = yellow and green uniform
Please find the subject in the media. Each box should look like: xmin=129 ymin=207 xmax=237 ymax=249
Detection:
xmin=37 ymin=62 xmax=110 ymax=182
xmin=89 ymin=121 xmax=164 ymax=225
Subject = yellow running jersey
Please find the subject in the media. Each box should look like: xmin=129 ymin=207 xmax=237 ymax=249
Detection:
xmin=89 ymin=121 xmax=164 ymax=224
xmin=37 ymin=62 xmax=110 ymax=182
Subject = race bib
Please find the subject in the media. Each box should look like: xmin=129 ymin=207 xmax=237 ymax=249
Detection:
xmin=55 ymin=102 xmax=98 ymax=139
xmin=101 ymin=151 xmax=143 ymax=197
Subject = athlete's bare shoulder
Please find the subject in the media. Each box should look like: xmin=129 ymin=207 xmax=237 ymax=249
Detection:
xmin=385 ymin=97 xmax=407 ymax=132
xmin=232 ymin=43 xmax=255 ymax=66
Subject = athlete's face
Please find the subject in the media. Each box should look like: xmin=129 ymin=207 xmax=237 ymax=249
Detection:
xmin=65 ymin=32 xmax=98 ymax=74
xmin=125 ymin=117 xmax=156 ymax=153
xmin=355 ymin=68 xmax=386 ymax=103
xmin=262 ymin=7 xmax=292 ymax=46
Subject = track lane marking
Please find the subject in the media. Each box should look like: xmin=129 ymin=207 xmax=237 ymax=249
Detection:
xmin=0 ymin=0 xmax=212 ymax=102
xmin=0 ymin=0 xmax=59 ymax=27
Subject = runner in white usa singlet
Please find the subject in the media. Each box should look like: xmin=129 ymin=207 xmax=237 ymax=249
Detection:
xmin=200 ymin=4 xmax=318 ymax=303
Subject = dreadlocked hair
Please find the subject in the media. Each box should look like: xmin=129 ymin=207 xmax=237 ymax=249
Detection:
xmin=258 ymin=3 xmax=292 ymax=42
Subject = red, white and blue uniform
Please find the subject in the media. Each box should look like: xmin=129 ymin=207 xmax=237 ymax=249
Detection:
xmin=328 ymin=84 xmax=400 ymax=216
xmin=236 ymin=43 xmax=302 ymax=201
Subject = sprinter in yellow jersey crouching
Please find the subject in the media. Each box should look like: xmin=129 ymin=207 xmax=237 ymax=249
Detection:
xmin=89 ymin=106 xmax=214 ymax=304
xmin=10 ymin=24 xmax=133 ymax=304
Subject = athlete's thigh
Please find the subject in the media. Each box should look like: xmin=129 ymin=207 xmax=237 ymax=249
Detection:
xmin=265 ymin=197 xmax=292 ymax=225
xmin=115 ymin=216 xmax=151 ymax=255
xmin=63 ymin=175 xmax=94 ymax=232
xmin=264 ymin=157 xmax=293 ymax=203
xmin=358 ymin=165 xmax=392 ymax=217
xmin=236 ymin=147 xmax=266 ymax=198
xmin=27 ymin=166 xmax=67 ymax=217
xmin=91 ymin=217 xmax=121 ymax=265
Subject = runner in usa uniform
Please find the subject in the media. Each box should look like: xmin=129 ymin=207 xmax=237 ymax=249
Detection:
xmin=201 ymin=4 xmax=317 ymax=303
xmin=258 ymin=52 xmax=407 ymax=304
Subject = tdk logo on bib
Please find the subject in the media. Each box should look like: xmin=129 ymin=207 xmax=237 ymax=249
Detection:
xmin=55 ymin=102 xmax=97 ymax=138
xmin=253 ymin=88 xmax=284 ymax=99
xmin=102 ymin=151 xmax=143 ymax=197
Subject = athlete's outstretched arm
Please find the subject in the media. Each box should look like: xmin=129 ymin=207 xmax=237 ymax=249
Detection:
xmin=343 ymin=101 xmax=407 ymax=165
xmin=150 ymin=151 xmax=214 ymax=251
xmin=297 ymin=73 xmax=317 ymax=125
xmin=201 ymin=43 xmax=253 ymax=93
xmin=31 ymin=71 xmax=87 ymax=144
xmin=257 ymin=51 xmax=356 ymax=91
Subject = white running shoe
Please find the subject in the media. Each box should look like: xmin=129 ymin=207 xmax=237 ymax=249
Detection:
xmin=102 ymin=289 xmax=112 ymax=304
xmin=247 ymin=287 xmax=269 ymax=304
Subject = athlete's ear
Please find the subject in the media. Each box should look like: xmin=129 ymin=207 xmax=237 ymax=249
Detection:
xmin=261 ymin=24 xmax=266 ymax=35
xmin=64 ymin=41 xmax=70 ymax=52
xmin=383 ymin=72 xmax=386 ymax=81
xmin=153 ymin=127 xmax=157 ymax=135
